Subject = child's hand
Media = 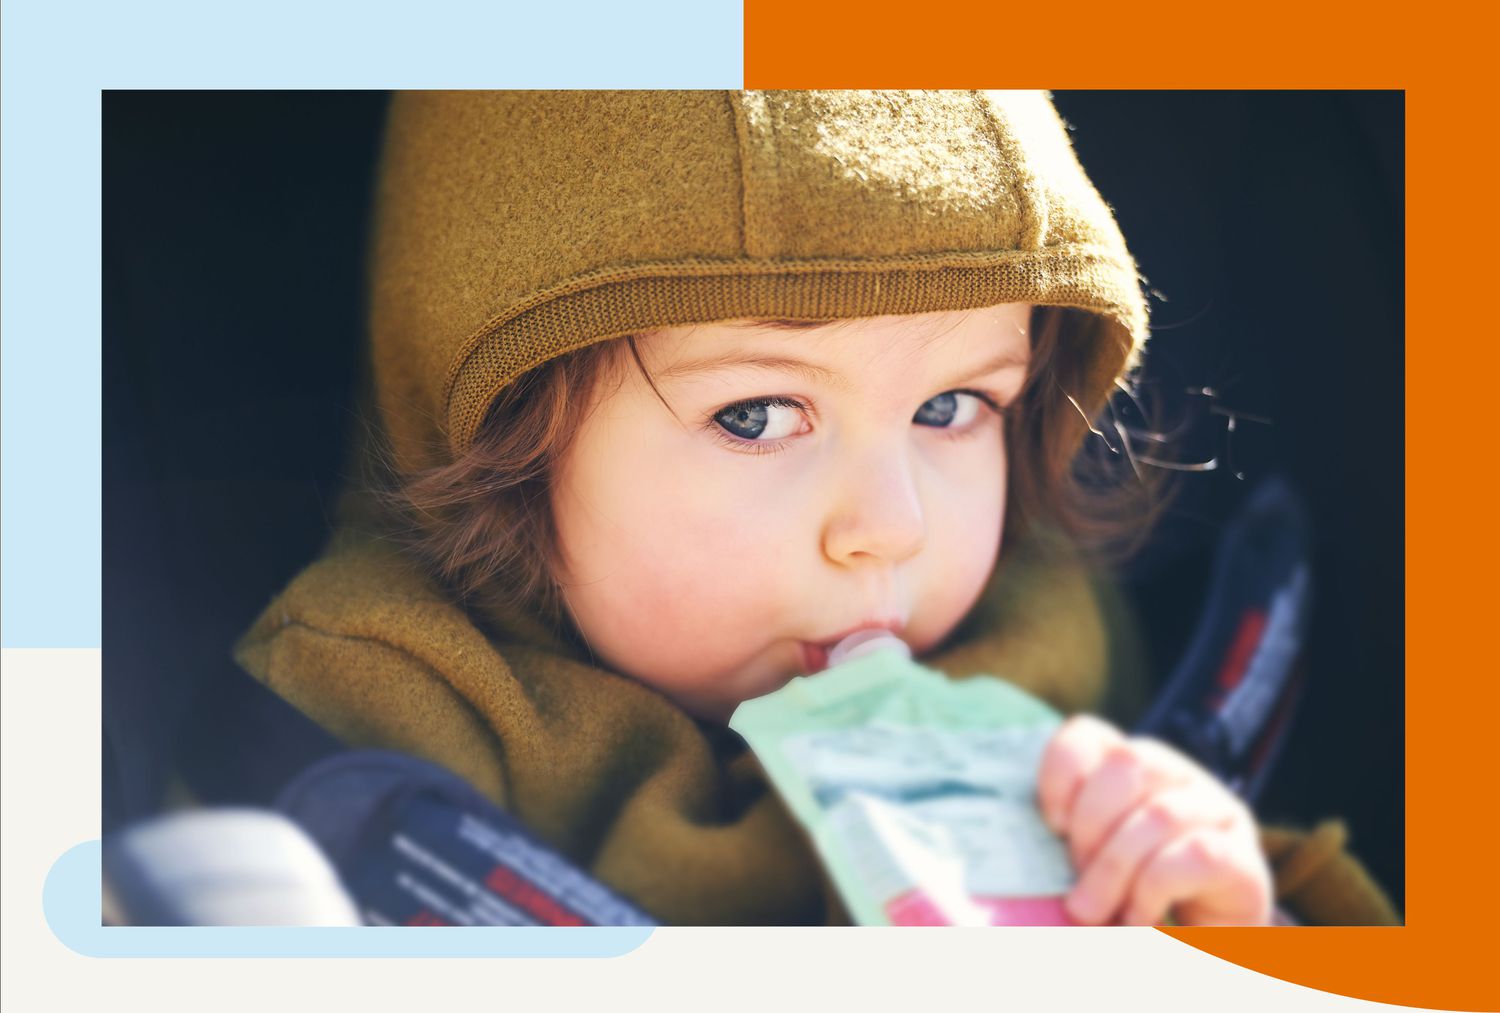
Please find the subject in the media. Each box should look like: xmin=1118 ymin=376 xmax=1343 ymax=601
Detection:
xmin=1037 ymin=714 xmax=1274 ymax=926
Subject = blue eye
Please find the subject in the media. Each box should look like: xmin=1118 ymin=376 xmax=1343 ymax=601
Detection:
xmin=709 ymin=390 xmax=1001 ymax=455
xmin=916 ymin=391 xmax=961 ymax=427
xmin=713 ymin=396 xmax=805 ymax=442
xmin=916 ymin=390 xmax=995 ymax=430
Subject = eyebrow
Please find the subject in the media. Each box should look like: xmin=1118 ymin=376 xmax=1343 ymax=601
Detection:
xmin=655 ymin=346 xmax=1029 ymax=392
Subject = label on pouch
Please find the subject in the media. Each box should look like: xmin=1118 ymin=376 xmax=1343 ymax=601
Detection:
xmin=732 ymin=652 xmax=1077 ymax=926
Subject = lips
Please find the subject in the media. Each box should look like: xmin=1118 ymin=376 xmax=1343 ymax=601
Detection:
xmin=801 ymin=619 xmax=905 ymax=674
xmin=801 ymin=641 xmax=830 ymax=674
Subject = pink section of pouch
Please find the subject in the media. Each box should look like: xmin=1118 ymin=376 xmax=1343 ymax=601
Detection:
xmin=886 ymin=890 xmax=1075 ymax=926
xmin=976 ymin=894 xmax=1075 ymax=926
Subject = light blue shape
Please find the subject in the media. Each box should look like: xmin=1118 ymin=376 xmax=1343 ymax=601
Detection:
xmin=47 ymin=841 xmax=654 ymax=957
xmin=0 ymin=0 xmax=743 ymax=646
xmin=9 ymin=0 xmax=730 ymax=959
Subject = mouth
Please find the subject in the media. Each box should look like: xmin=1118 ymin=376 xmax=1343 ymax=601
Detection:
xmin=800 ymin=641 xmax=831 ymax=674
xmin=800 ymin=618 xmax=906 ymax=674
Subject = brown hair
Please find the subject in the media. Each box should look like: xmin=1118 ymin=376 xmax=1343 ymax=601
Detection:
xmin=1005 ymin=306 xmax=1171 ymax=559
xmin=371 ymin=336 xmax=631 ymax=635
xmin=377 ymin=306 xmax=1167 ymax=635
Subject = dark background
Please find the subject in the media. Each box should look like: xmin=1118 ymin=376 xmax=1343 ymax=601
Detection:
xmin=103 ymin=91 xmax=1404 ymax=911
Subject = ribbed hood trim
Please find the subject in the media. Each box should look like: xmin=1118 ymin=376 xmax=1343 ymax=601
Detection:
xmin=444 ymin=245 xmax=1145 ymax=455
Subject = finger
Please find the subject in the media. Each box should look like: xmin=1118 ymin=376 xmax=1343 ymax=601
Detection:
xmin=1123 ymin=826 xmax=1273 ymax=927
xmin=1037 ymin=714 xmax=1124 ymax=835
xmin=1064 ymin=781 xmax=1220 ymax=926
xmin=1066 ymin=740 xmax=1195 ymax=869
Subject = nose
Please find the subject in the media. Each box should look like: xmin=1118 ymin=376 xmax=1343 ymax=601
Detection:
xmin=821 ymin=442 xmax=927 ymax=567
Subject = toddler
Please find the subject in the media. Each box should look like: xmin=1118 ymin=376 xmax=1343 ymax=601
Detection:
xmin=236 ymin=90 xmax=1395 ymax=925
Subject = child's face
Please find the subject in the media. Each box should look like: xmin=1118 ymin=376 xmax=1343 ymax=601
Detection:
xmin=551 ymin=305 xmax=1032 ymax=722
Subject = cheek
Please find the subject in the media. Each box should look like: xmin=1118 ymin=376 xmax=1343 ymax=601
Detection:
xmin=553 ymin=436 xmax=795 ymax=673
xmin=932 ymin=428 xmax=1007 ymax=534
xmin=953 ymin=465 xmax=1007 ymax=579
xmin=614 ymin=448 xmax=781 ymax=579
xmin=916 ymin=438 xmax=1009 ymax=646
xmin=630 ymin=471 xmax=795 ymax=636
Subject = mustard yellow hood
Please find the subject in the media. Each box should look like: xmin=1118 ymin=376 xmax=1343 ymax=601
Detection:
xmin=367 ymin=90 xmax=1148 ymax=473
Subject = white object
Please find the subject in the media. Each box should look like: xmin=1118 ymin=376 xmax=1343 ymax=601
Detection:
xmin=828 ymin=630 xmax=912 ymax=668
xmin=104 ymin=809 xmax=361 ymax=926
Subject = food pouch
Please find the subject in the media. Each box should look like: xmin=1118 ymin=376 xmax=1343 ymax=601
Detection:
xmin=729 ymin=633 xmax=1077 ymax=926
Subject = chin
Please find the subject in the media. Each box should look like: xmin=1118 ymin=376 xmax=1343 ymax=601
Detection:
xmin=662 ymin=648 xmax=803 ymax=724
